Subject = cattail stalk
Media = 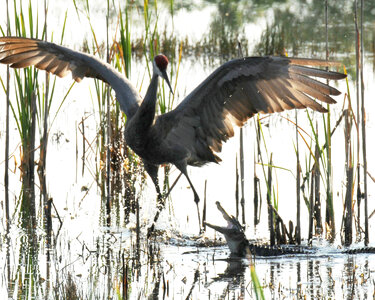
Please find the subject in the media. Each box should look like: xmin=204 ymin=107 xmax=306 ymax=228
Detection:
xmin=235 ymin=155 xmax=239 ymax=219
xmin=324 ymin=0 xmax=335 ymax=240
xmin=106 ymin=0 xmax=111 ymax=226
xmin=202 ymin=180 xmax=207 ymax=232
xmin=240 ymin=128 xmax=245 ymax=224
xmin=308 ymin=168 xmax=314 ymax=245
xmin=267 ymin=155 xmax=274 ymax=246
xmin=354 ymin=0 xmax=362 ymax=241
xmin=360 ymin=0 xmax=369 ymax=245
xmin=295 ymin=111 xmax=301 ymax=244
xmin=4 ymin=0 xmax=10 ymax=229
xmin=314 ymin=131 xmax=322 ymax=233
xmin=344 ymin=109 xmax=353 ymax=245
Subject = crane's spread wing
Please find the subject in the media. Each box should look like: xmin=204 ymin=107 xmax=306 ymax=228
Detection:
xmin=157 ymin=56 xmax=346 ymax=165
xmin=0 ymin=37 xmax=140 ymax=117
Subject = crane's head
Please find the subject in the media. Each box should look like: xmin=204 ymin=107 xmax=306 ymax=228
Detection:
xmin=153 ymin=54 xmax=173 ymax=94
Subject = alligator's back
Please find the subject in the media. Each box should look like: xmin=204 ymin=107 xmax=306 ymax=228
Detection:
xmin=246 ymin=242 xmax=315 ymax=257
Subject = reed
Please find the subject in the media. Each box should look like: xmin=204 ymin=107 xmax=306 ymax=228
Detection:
xmin=39 ymin=0 xmax=51 ymax=258
xmin=119 ymin=5 xmax=131 ymax=79
xmin=253 ymin=160 xmax=261 ymax=227
xmin=248 ymin=254 xmax=265 ymax=300
xmin=295 ymin=111 xmax=301 ymax=244
xmin=354 ymin=0 xmax=362 ymax=242
xmin=308 ymin=165 xmax=314 ymax=244
xmin=9 ymin=0 xmax=42 ymax=230
xmin=360 ymin=0 xmax=369 ymax=246
xmin=343 ymin=108 xmax=354 ymax=246
xmin=4 ymin=0 xmax=10 ymax=231
xmin=202 ymin=179 xmax=207 ymax=232
xmin=267 ymin=154 xmax=275 ymax=246
xmin=323 ymin=0 xmax=335 ymax=241
xmin=255 ymin=116 xmax=276 ymax=244
xmin=105 ymin=0 xmax=111 ymax=227
xmin=253 ymin=125 xmax=261 ymax=227
xmin=237 ymin=39 xmax=245 ymax=224
xmin=235 ymin=155 xmax=239 ymax=219
xmin=6 ymin=4 xmax=57 ymax=298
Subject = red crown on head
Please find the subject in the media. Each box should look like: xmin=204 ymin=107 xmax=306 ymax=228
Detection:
xmin=154 ymin=54 xmax=169 ymax=71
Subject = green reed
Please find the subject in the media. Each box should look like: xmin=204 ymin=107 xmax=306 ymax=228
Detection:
xmin=342 ymin=71 xmax=354 ymax=245
xmin=4 ymin=0 xmax=11 ymax=232
xmin=2 ymin=1 xmax=56 ymax=298
xmin=359 ymin=0 xmax=369 ymax=246
xmin=255 ymin=116 xmax=278 ymax=245
xmin=295 ymin=111 xmax=301 ymax=244
xmin=9 ymin=0 xmax=42 ymax=226
xmin=248 ymin=255 xmax=265 ymax=300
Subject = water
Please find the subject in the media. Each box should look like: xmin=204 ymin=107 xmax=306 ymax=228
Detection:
xmin=0 ymin=0 xmax=375 ymax=299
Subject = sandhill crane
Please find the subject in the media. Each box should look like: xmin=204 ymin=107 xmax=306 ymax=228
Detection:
xmin=0 ymin=37 xmax=346 ymax=230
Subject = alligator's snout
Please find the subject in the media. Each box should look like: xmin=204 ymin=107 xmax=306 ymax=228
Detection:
xmin=205 ymin=202 xmax=248 ymax=256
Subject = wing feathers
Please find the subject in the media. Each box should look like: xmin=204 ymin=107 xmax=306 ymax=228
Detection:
xmin=289 ymin=65 xmax=346 ymax=80
xmin=0 ymin=37 xmax=107 ymax=83
xmin=8 ymin=53 xmax=45 ymax=68
xmin=0 ymin=46 xmax=39 ymax=59
xmin=159 ymin=56 xmax=344 ymax=165
xmin=0 ymin=36 xmax=141 ymax=118
xmin=288 ymin=57 xmax=342 ymax=68
xmin=0 ymin=50 xmax=41 ymax=65
xmin=289 ymin=75 xmax=337 ymax=104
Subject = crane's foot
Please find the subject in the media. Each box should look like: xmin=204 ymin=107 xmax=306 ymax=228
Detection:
xmin=147 ymin=192 xmax=165 ymax=238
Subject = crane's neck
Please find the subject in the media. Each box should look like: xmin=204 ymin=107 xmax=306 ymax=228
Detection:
xmin=136 ymin=73 xmax=159 ymax=132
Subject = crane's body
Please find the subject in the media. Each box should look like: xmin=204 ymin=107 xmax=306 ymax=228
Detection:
xmin=0 ymin=37 xmax=346 ymax=231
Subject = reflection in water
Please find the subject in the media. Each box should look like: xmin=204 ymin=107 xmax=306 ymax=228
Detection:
xmin=212 ymin=257 xmax=246 ymax=294
xmin=3 ymin=209 xmax=375 ymax=298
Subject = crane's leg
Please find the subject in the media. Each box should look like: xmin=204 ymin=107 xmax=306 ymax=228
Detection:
xmin=145 ymin=162 xmax=184 ymax=237
xmin=144 ymin=162 xmax=164 ymax=237
xmin=175 ymin=161 xmax=202 ymax=233
xmin=143 ymin=162 xmax=163 ymax=205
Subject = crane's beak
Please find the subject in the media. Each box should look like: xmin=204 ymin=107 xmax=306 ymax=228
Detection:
xmin=161 ymin=70 xmax=174 ymax=95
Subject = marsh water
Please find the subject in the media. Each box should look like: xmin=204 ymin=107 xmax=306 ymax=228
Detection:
xmin=1 ymin=0 xmax=375 ymax=299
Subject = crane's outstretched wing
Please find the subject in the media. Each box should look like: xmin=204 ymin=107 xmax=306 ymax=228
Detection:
xmin=0 ymin=37 xmax=140 ymax=117
xmin=156 ymin=56 xmax=346 ymax=165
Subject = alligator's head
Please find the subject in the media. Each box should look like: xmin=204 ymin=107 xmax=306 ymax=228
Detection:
xmin=204 ymin=201 xmax=248 ymax=256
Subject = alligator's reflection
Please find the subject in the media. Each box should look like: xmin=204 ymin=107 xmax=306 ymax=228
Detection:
xmin=208 ymin=247 xmax=371 ymax=299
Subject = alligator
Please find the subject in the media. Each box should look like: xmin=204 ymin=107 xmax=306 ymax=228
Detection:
xmin=204 ymin=201 xmax=375 ymax=257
